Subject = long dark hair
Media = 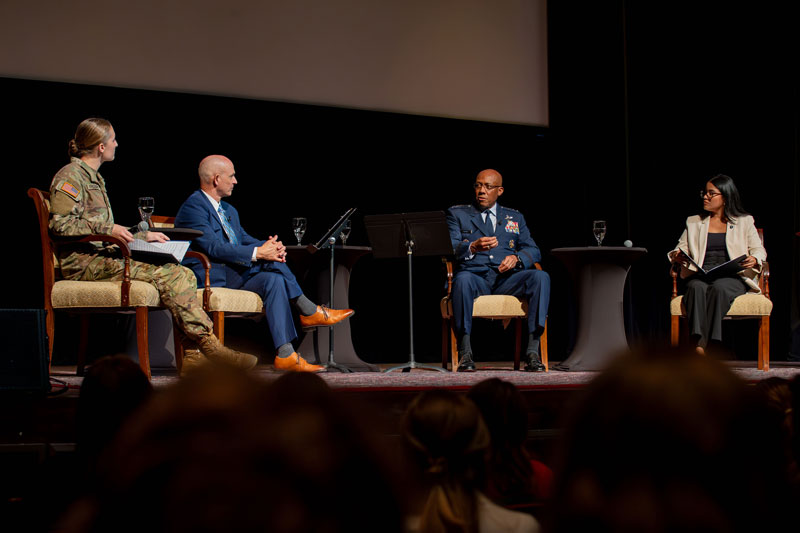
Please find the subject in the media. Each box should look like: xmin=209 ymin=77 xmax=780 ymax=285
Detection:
xmin=700 ymin=174 xmax=750 ymax=223
xmin=467 ymin=378 xmax=536 ymax=505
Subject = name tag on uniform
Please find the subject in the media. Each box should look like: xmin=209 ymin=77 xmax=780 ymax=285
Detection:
xmin=504 ymin=221 xmax=519 ymax=234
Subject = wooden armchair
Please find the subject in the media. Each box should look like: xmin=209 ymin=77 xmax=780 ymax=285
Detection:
xmin=150 ymin=216 xmax=264 ymax=346
xmin=669 ymin=229 xmax=772 ymax=370
xmin=29 ymin=188 xmax=168 ymax=379
xmin=440 ymin=260 xmax=549 ymax=372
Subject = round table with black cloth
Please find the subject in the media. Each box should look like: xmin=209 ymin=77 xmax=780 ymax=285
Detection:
xmin=287 ymin=245 xmax=378 ymax=372
xmin=551 ymin=246 xmax=647 ymax=371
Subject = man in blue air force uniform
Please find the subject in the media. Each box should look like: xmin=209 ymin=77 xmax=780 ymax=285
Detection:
xmin=446 ymin=168 xmax=550 ymax=372
xmin=175 ymin=155 xmax=353 ymax=373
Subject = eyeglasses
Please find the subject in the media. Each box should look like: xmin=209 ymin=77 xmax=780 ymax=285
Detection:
xmin=474 ymin=182 xmax=501 ymax=191
xmin=700 ymin=190 xmax=721 ymax=199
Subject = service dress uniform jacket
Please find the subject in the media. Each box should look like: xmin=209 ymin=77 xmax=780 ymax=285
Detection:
xmin=446 ymin=203 xmax=550 ymax=337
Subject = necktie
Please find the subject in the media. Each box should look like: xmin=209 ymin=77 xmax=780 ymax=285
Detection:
xmin=218 ymin=206 xmax=239 ymax=245
xmin=483 ymin=210 xmax=495 ymax=233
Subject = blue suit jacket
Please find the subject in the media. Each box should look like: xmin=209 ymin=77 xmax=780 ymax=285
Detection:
xmin=175 ymin=190 xmax=266 ymax=287
xmin=446 ymin=203 xmax=541 ymax=275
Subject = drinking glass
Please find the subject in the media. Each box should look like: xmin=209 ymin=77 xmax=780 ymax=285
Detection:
xmin=138 ymin=197 xmax=154 ymax=228
xmin=339 ymin=220 xmax=352 ymax=246
xmin=593 ymin=220 xmax=606 ymax=246
xmin=292 ymin=217 xmax=307 ymax=245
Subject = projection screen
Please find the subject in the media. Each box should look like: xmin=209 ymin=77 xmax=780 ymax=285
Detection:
xmin=0 ymin=0 xmax=548 ymax=126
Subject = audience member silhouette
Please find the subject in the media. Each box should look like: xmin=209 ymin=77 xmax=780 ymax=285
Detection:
xmin=467 ymin=378 xmax=552 ymax=507
xmin=752 ymin=377 xmax=796 ymax=478
xmin=401 ymin=389 xmax=539 ymax=533
xmin=549 ymin=346 xmax=792 ymax=533
xmin=60 ymin=366 xmax=405 ymax=533
xmin=791 ymin=376 xmax=800 ymax=476
xmin=75 ymin=355 xmax=153 ymax=482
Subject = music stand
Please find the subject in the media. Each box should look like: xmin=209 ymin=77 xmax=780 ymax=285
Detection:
xmin=364 ymin=211 xmax=453 ymax=373
xmin=306 ymin=207 xmax=357 ymax=373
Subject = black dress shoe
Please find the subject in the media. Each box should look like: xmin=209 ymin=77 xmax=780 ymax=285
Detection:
xmin=524 ymin=353 xmax=546 ymax=372
xmin=457 ymin=353 xmax=476 ymax=372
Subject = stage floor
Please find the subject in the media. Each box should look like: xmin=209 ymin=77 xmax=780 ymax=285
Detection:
xmin=48 ymin=360 xmax=800 ymax=392
xmin=3 ymin=360 xmax=799 ymax=450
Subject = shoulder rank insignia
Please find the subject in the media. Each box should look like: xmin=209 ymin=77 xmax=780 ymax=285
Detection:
xmin=504 ymin=220 xmax=520 ymax=234
xmin=60 ymin=181 xmax=80 ymax=199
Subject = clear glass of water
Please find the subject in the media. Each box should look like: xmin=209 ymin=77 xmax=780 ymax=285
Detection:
xmin=339 ymin=220 xmax=352 ymax=246
xmin=593 ymin=220 xmax=606 ymax=246
xmin=138 ymin=197 xmax=154 ymax=228
xmin=292 ymin=217 xmax=307 ymax=245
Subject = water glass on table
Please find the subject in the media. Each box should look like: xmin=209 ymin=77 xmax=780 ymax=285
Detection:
xmin=138 ymin=197 xmax=154 ymax=229
xmin=593 ymin=220 xmax=606 ymax=246
xmin=292 ymin=217 xmax=307 ymax=245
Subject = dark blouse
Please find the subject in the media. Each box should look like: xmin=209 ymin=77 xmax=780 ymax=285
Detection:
xmin=703 ymin=232 xmax=728 ymax=269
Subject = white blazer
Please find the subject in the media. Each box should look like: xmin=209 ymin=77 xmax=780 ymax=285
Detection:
xmin=668 ymin=214 xmax=766 ymax=293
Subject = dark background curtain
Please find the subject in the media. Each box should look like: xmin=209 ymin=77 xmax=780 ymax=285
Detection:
xmin=4 ymin=1 xmax=798 ymax=365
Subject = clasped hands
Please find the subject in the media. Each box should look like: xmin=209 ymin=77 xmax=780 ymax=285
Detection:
xmin=256 ymin=235 xmax=287 ymax=262
xmin=469 ymin=236 xmax=518 ymax=273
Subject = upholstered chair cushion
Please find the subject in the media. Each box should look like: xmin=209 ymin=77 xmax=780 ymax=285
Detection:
xmin=670 ymin=294 xmax=773 ymax=317
xmin=51 ymin=280 xmax=161 ymax=308
xmin=199 ymin=287 xmax=264 ymax=314
xmin=441 ymin=294 xmax=528 ymax=319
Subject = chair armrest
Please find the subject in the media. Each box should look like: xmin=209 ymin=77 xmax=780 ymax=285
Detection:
xmin=51 ymin=233 xmax=135 ymax=306
xmin=669 ymin=262 xmax=680 ymax=298
xmin=760 ymin=260 xmax=770 ymax=299
xmin=185 ymin=251 xmax=212 ymax=310
xmin=185 ymin=250 xmax=211 ymax=269
xmin=51 ymin=233 xmax=132 ymax=255
xmin=442 ymin=260 xmax=545 ymax=298
xmin=442 ymin=258 xmax=454 ymax=297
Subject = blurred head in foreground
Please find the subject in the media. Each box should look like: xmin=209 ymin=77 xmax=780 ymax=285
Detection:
xmin=550 ymin=346 xmax=784 ymax=532
xmin=63 ymin=367 xmax=405 ymax=533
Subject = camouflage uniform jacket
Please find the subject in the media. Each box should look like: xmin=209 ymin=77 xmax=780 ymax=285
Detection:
xmin=49 ymin=158 xmax=124 ymax=279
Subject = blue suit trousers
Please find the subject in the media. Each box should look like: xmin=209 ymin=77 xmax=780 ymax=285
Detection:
xmin=452 ymin=268 xmax=550 ymax=337
xmin=227 ymin=261 xmax=304 ymax=348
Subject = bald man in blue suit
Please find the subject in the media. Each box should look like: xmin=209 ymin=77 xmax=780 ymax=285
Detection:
xmin=175 ymin=155 xmax=353 ymax=372
xmin=446 ymin=169 xmax=549 ymax=372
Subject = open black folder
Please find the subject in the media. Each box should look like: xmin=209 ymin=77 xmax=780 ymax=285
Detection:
xmin=679 ymin=249 xmax=747 ymax=281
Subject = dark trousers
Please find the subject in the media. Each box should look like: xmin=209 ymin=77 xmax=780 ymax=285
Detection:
xmin=684 ymin=276 xmax=747 ymax=347
xmin=452 ymin=268 xmax=550 ymax=337
xmin=227 ymin=261 xmax=304 ymax=348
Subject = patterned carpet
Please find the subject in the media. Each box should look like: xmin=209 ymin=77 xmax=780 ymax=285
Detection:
xmin=51 ymin=362 xmax=800 ymax=391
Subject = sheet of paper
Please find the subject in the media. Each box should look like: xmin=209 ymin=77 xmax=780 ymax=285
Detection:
xmin=129 ymin=240 xmax=191 ymax=262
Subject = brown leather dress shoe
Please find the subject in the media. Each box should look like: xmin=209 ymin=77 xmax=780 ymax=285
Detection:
xmin=299 ymin=305 xmax=354 ymax=328
xmin=274 ymin=352 xmax=324 ymax=372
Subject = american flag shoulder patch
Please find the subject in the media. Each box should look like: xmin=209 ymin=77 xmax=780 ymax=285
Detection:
xmin=60 ymin=181 xmax=80 ymax=199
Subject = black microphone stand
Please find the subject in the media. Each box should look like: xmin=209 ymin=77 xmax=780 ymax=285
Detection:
xmin=310 ymin=208 xmax=357 ymax=373
xmin=384 ymin=219 xmax=448 ymax=373
xmin=321 ymin=236 xmax=352 ymax=373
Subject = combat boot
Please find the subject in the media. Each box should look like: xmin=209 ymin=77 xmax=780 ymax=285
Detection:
xmin=179 ymin=349 xmax=209 ymax=377
xmin=198 ymin=335 xmax=258 ymax=370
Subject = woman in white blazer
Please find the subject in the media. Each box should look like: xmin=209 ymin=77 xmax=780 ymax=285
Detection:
xmin=668 ymin=174 xmax=766 ymax=354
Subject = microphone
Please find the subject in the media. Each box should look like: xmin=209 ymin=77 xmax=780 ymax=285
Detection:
xmin=129 ymin=221 xmax=149 ymax=233
xmin=623 ymin=239 xmax=633 ymax=247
